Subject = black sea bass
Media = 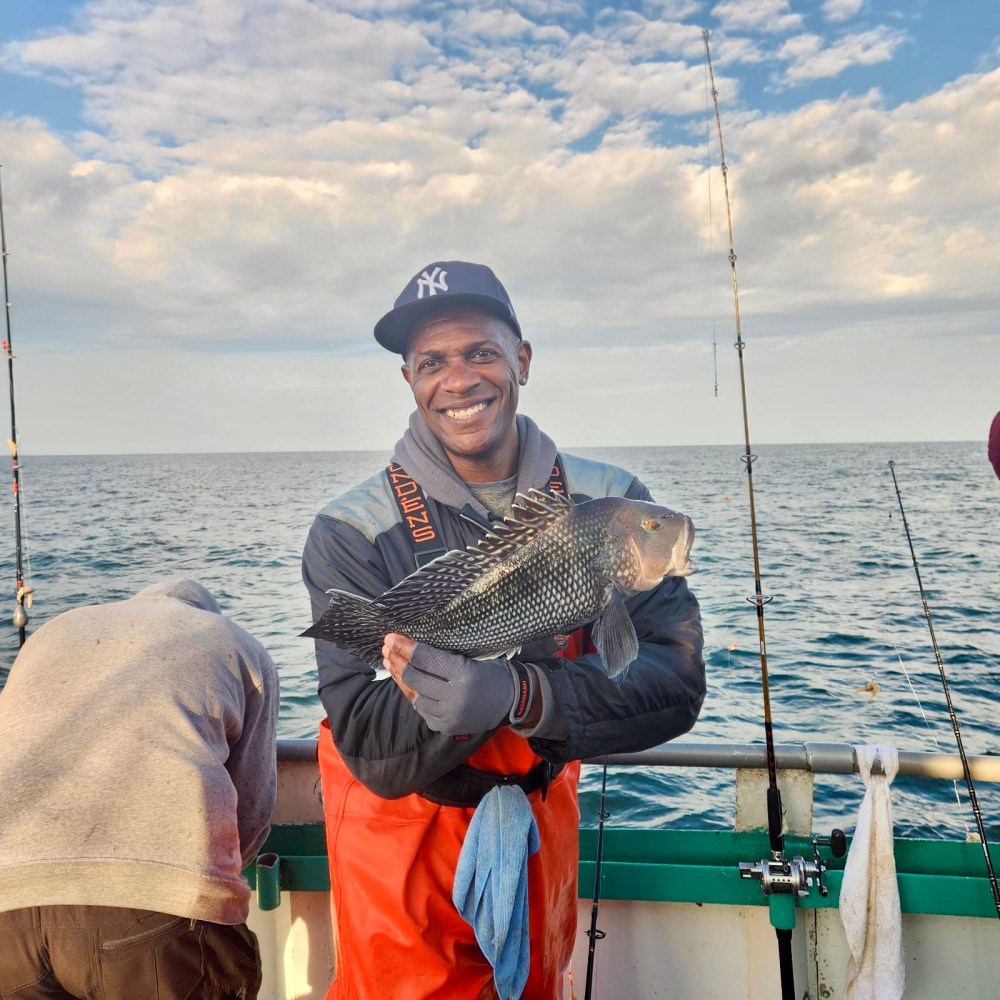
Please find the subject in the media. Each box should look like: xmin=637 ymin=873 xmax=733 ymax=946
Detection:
xmin=303 ymin=489 xmax=696 ymax=677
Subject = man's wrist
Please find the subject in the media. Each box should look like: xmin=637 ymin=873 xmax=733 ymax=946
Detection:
xmin=506 ymin=659 xmax=536 ymax=726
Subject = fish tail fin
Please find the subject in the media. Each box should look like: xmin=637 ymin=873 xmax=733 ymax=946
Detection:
xmin=300 ymin=590 xmax=391 ymax=666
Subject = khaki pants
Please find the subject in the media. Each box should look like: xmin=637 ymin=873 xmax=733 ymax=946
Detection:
xmin=0 ymin=905 xmax=261 ymax=999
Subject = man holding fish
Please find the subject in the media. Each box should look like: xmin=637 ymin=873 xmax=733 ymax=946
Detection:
xmin=302 ymin=261 xmax=706 ymax=999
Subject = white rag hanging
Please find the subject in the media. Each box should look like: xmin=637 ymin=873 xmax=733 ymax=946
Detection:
xmin=839 ymin=744 xmax=905 ymax=1000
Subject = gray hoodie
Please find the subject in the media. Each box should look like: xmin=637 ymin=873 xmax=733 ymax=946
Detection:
xmin=0 ymin=579 xmax=279 ymax=924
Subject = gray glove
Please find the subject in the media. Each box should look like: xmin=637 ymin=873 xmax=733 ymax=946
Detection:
xmin=401 ymin=643 xmax=522 ymax=735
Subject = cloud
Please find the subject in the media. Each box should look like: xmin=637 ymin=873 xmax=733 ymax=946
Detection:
xmin=822 ymin=0 xmax=864 ymax=23
xmin=0 ymin=2 xmax=995 ymax=383
xmin=642 ymin=0 xmax=704 ymax=20
xmin=713 ymin=69 xmax=1000 ymax=313
xmin=706 ymin=34 xmax=770 ymax=67
xmin=3 ymin=0 xmax=435 ymax=148
xmin=774 ymin=26 xmax=907 ymax=85
xmin=508 ymin=0 xmax=587 ymax=19
xmin=711 ymin=0 xmax=804 ymax=35
xmin=450 ymin=8 xmax=570 ymax=43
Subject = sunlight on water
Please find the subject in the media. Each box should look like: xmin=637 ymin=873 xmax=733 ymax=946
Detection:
xmin=1 ymin=442 xmax=997 ymax=840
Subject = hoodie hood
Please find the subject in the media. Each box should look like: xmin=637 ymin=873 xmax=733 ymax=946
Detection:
xmin=393 ymin=412 xmax=558 ymax=518
xmin=132 ymin=578 xmax=222 ymax=615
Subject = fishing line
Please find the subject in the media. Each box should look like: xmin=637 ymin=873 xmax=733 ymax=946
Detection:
xmin=888 ymin=460 xmax=1000 ymax=917
xmin=702 ymin=30 xmax=798 ymax=999
xmin=583 ymin=756 xmax=609 ymax=1000
xmin=888 ymin=638 xmax=966 ymax=826
xmin=0 ymin=165 xmax=31 ymax=647
xmin=881 ymin=488 xmax=966 ymax=823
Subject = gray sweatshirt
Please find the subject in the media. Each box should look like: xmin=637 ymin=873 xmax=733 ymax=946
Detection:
xmin=0 ymin=579 xmax=279 ymax=924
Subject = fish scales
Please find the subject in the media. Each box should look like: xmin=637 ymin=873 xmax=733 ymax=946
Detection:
xmin=302 ymin=489 xmax=695 ymax=675
xmin=410 ymin=504 xmax=616 ymax=653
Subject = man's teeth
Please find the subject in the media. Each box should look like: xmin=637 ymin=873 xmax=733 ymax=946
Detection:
xmin=445 ymin=402 xmax=489 ymax=420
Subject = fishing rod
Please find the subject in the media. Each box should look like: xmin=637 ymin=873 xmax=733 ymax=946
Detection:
xmin=702 ymin=20 xmax=782 ymax=855
xmin=703 ymin=57 xmax=719 ymax=399
xmin=702 ymin=31 xmax=846 ymax=999
xmin=583 ymin=757 xmax=609 ymax=1000
xmin=887 ymin=460 xmax=1000 ymax=919
xmin=0 ymin=166 xmax=31 ymax=648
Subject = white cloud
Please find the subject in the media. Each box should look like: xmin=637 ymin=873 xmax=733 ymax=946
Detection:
xmin=451 ymin=8 xmax=570 ymax=43
xmin=822 ymin=0 xmax=864 ymax=23
xmin=774 ymin=27 xmax=907 ymax=85
xmin=713 ymin=70 xmax=1000 ymax=313
xmin=509 ymin=0 xmax=587 ymax=19
xmin=642 ymin=0 xmax=704 ymax=19
xmin=711 ymin=0 xmax=804 ymax=34
xmin=603 ymin=11 xmax=704 ymax=60
xmin=4 ymin=0 xmax=436 ymax=146
xmin=707 ymin=34 xmax=770 ymax=67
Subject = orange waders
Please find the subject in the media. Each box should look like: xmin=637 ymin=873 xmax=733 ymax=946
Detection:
xmin=317 ymin=720 xmax=581 ymax=1000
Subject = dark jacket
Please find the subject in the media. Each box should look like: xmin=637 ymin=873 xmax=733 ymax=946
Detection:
xmin=302 ymin=418 xmax=705 ymax=799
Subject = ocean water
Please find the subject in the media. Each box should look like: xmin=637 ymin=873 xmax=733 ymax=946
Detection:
xmin=1 ymin=442 xmax=997 ymax=841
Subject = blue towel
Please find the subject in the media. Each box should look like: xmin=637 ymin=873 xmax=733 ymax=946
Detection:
xmin=453 ymin=785 xmax=540 ymax=1000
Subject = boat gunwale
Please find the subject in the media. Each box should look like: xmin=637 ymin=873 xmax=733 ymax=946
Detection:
xmin=276 ymin=738 xmax=1000 ymax=781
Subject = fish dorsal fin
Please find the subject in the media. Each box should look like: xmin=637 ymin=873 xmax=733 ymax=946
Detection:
xmin=378 ymin=488 xmax=574 ymax=623
xmin=474 ymin=488 xmax=574 ymax=558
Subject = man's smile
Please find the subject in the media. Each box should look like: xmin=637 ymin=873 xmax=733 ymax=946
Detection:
xmin=442 ymin=399 xmax=493 ymax=421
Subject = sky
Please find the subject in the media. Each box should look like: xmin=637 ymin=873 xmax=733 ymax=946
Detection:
xmin=0 ymin=0 xmax=997 ymax=455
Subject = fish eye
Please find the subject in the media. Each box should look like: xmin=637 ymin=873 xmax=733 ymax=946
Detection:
xmin=642 ymin=517 xmax=662 ymax=532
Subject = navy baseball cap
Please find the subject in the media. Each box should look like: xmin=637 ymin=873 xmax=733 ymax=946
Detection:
xmin=373 ymin=261 xmax=522 ymax=354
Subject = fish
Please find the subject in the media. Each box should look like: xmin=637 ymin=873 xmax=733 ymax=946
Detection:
xmin=302 ymin=488 xmax=696 ymax=678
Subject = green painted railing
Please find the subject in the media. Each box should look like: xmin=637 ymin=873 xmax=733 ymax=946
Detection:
xmin=246 ymin=823 xmax=1000 ymax=919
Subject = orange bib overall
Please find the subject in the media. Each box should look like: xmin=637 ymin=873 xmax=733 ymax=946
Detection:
xmin=318 ymin=720 xmax=580 ymax=1000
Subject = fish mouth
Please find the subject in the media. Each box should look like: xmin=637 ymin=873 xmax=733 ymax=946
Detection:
xmin=441 ymin=399 xmax=494 ymax=421
xmin=672 ymin=519 xmax=697 ymax=576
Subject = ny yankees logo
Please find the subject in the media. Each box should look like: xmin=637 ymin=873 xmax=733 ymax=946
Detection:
xmin=416 ymin=267 xmax=448 ymax=298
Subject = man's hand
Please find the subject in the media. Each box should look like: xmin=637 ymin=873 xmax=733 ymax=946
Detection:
xmin=382 ymin=633 xmax=421 ymax=703
xmin=382 ymin=634 xmax=518 ymax=735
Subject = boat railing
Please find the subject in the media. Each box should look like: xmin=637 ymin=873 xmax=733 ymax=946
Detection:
xmin=275 ymin=738 xmax=1000 ymax=781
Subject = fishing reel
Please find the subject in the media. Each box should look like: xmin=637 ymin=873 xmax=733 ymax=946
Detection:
xmin=739 ymin=829 xmax=846 ymax=898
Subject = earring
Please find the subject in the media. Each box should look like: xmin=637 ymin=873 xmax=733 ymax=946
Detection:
xmin=519 ymin=375 xmax=527 ymax=385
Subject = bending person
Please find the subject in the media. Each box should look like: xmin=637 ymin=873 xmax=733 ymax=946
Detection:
xmin=0 ymin=578 xmax=279 ymax=1000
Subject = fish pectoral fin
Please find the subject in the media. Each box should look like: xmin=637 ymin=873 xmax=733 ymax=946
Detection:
xmin=593 ymin=589 xmax=638 ymax=680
